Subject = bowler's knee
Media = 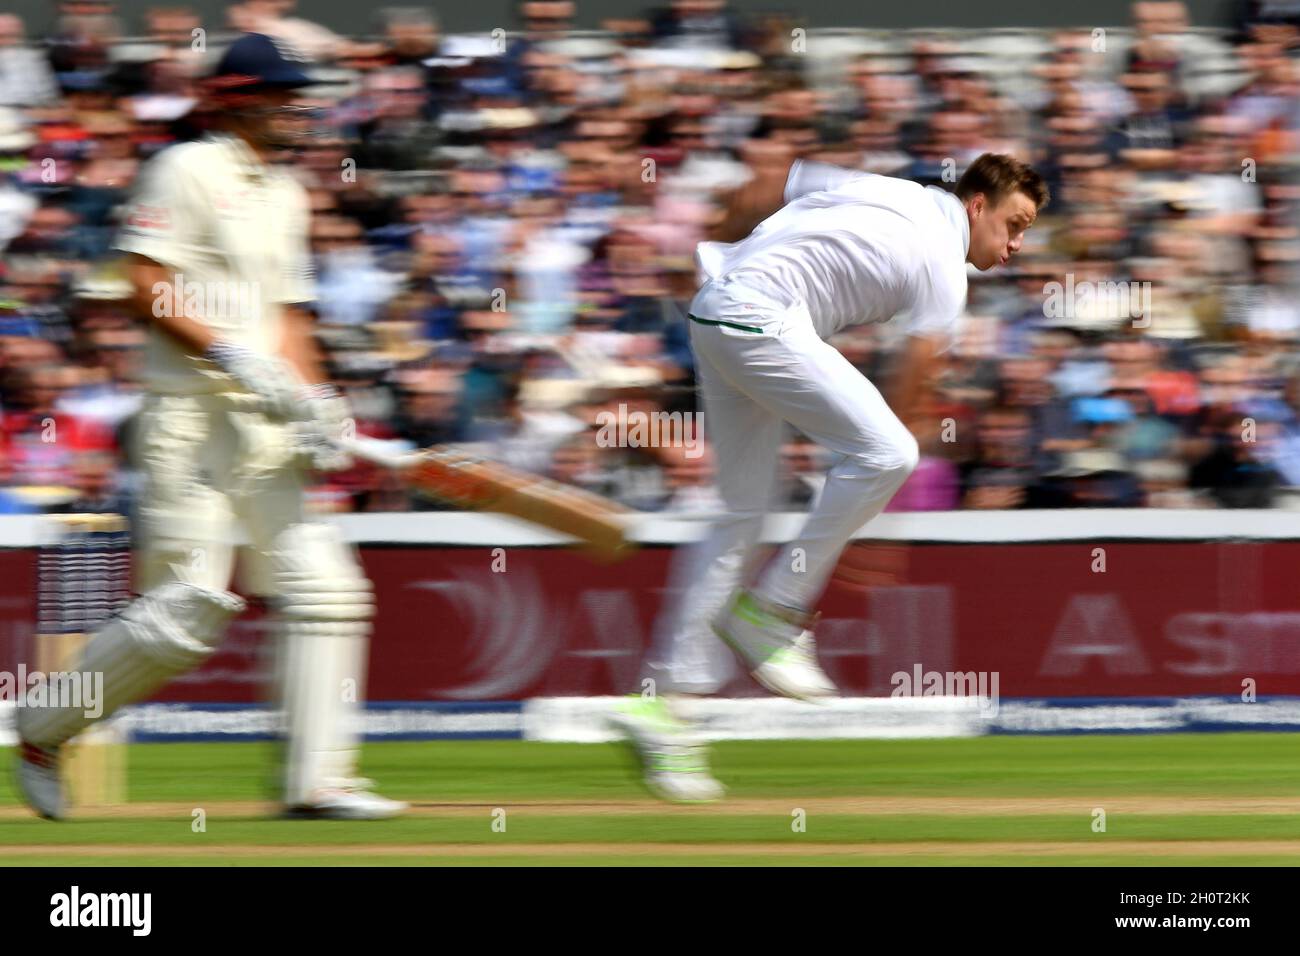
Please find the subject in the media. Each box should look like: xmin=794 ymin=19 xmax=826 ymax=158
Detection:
xmin=890 ymin=432 xmax=921 ymax=479
xmin=872 ymin=430 xmax=920 ymax=478
xmin=842 ymin=431 xmax=918 ymax=486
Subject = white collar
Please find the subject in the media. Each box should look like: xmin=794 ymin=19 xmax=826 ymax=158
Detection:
xmin=927 ymin=185 xmax=970 ymax=258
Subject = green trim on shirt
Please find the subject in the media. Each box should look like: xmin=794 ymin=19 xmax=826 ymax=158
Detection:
xmin=687 ymin=313 xmax=764 ymax=334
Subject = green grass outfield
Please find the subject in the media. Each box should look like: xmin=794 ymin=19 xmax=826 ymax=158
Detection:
xmin=3 ymin=734 xmax=1300 ymax=866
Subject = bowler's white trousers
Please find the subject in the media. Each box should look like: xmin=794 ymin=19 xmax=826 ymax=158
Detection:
xmin=646 ymin=296 xmax=918 ymax=695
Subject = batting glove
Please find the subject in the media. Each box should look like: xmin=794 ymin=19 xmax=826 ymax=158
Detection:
xmin=205 ymin=340 xmax=309 ymax=423
xmin=290 ymin=383 xmax=355 ymax=473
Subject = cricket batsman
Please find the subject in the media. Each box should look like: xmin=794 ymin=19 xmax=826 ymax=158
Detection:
xmin=15 ymin=34 xmax=405 ymax=819
xmin=611 ymin=152 xmax=1048 ymax=801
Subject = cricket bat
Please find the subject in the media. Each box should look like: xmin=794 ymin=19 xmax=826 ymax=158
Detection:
xmin=214 ymin=390 xmax=636 ymax=557
xmin=338 ymin=436 xmax=635 ymax=560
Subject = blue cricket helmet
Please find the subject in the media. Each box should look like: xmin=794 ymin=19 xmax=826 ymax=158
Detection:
xmin=210 ymin=32 xmax=313 ymax=91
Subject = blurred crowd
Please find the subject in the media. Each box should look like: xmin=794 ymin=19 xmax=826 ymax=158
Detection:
xmin=1 ymin=0 xmax=1299 ymax=515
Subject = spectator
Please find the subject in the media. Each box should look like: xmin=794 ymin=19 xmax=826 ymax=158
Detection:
xmin=0 ymin=6 xmax=1295 ymax=515
xmin=0 ymin=15 xmax=59 ymax=107
xmin=1190 ymin=412 xmax=1284 ymax=507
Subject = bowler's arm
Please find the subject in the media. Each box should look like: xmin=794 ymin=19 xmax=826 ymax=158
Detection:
xmin=706 ymin=147 xmax=792 ymax=243
xmin=707 ymin=146 xmax=869 ymax=242
xmin=889 ymin=333 xmax=943 ymax=436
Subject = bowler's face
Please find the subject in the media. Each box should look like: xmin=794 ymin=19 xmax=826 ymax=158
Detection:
xmin=969 ymin=190 xmax=1039 ymax=271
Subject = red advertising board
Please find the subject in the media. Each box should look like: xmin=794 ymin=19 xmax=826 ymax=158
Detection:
xmin=4 ymin=539 xmax=1298 ymax=701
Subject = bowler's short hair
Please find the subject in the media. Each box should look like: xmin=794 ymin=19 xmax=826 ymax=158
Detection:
xmin=956 ymin=153 xmax=1050 ymax=210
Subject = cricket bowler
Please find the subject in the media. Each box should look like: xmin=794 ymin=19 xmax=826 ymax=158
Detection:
xmin=611 ymin=152 xmax=1048 ymax=801
xmin=15 ymin=34 xmax=405 ymax=819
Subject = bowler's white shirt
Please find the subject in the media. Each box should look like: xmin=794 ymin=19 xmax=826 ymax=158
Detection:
xmin=692 ymin=161 xmax=970 ymax=342
xmin=115 ymin=133 xmax=314 ymax=394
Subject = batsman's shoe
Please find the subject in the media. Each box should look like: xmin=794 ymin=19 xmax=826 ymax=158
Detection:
xmin=712 ymin=590 xmax=837 ymax=702
xmin=14 ymin=740 xmax=65 ymax=821
xmin=607 ymin=696 xmax=725 ymax=804
xmin=284 ymin=786 xmax=408 ymax=821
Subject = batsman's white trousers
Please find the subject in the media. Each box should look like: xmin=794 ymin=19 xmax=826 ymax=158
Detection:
xmin=133 ymin=393 xmax=305 ymax=594
xmin=646 ymin=297 xmax=918 ymax=695
xmin=133 ymin=393 xmax=373 ymax=805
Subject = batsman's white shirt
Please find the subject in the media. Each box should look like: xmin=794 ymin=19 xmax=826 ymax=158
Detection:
xmin=692 ymin=161 xmax=970 ymax=342
xmin=115 ymin=133 xmax=314 ymax=394
xmin=111 ymin=131 xmax=317 ymax=582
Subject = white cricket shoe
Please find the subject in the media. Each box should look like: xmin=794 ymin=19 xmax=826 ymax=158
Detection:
xmin=607 ymin=695 xmax=724 ymax=804
xmin=713 ymin=590 xmax=837 ymax=702
xmin=14 ymin=740 xmax=66 ymax=820
xmin=285 ymin=786 xmax=408 ymax=820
